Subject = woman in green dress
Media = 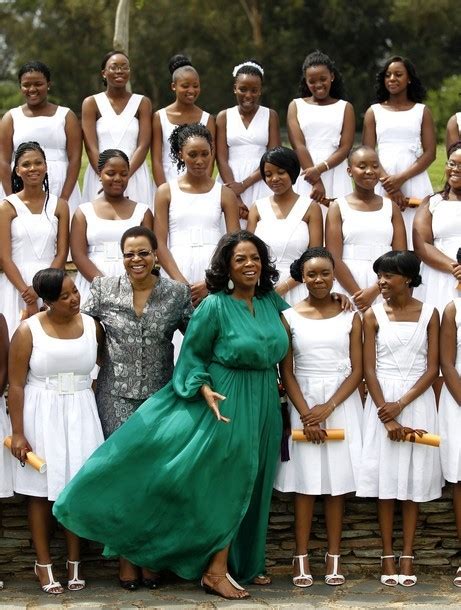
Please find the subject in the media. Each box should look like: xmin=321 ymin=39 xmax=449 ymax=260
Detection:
xmin=53 ymin=230 xmax=289 ymax=600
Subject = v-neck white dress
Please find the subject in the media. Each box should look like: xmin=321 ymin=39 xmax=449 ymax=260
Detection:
xmin=82 ymin=92 xmax=153 ymax=207
xmin=0 ymin=193 xmax=58 ymax=337
xmin=357 ymin=303 xmax=443 ymax=501
xmin=254 ymin=196 xmax=310 ymax=305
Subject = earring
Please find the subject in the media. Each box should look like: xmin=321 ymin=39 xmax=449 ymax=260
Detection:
xmin=257 ymin=278 xmax=260 ymax=287
xmin=227 ymin=278 xmax=235 ymax=290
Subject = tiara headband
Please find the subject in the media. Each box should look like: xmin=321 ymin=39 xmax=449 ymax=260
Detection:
xmin=232 ymin=61 xmax=264 ymax=78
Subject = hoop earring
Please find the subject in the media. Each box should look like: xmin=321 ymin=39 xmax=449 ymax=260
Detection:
xmin=227 ymin=278 xmax=235 ymax=290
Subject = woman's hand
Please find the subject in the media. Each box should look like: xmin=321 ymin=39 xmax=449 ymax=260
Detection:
xmin=332 ymin=292 xmax=354 ymax=311
xmin=225 ymin=180 xmax=246 ymax=196
xmin=275 ymin=280 xmax=290 ymax=297
xmin=380 ymin=173 xmax=405 ymax=195
xmin=384 ymin=419 xmax=405 ymax=441
xmin=301 ymin=403 xmax=334 ymax=426
xmin=301 ymin=423 xmax=327 ymax=444
xmin=310 ymin=179 xmax=326 ymax=203
xmin=21 ymin=286 xmax=38 ymax=305
xmin=190 ymin=281 xmax=208 ymax=308
xmin=200 ymin=384 xmax=230 ymax=423
xmin=302 ymin=166 xmax=321 ymax=185
xmin=10 ymin=432 xmax=32 ymax=463
xmin=451 ymin=262 xmax=461 ymax=281
xmin=24 ymin=302 xmax=40 ymax=319
xmin=391 ymin=190 xmax=407 ymax=211
xmin=352 ymin=286 xmax=377 ymax=312
xmin=378 ymin=401 xmax=402 ymax=423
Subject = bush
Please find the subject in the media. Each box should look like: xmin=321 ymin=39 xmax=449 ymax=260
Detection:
xmin=427 ymin=74 xmax=461 ymax=142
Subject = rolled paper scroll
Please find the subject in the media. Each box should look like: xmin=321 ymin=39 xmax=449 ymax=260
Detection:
xmin=3 ymin=436 xmax=47 ymax=473
xmin=292 ymin=429 xmax=345 ymax=442
xmin=404 ymin=432 xmax=440 ymax=447
xmin=456 ymin=248 xmax=461 ymax=291
xmin=405 ymin=197 xmax=422 ymax=208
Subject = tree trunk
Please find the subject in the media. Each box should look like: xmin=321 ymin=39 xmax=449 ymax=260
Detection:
xmin=113 ymin=0 xmax=131 ymax=90
xmin=239 ymin=0 xmax=263 ymax=48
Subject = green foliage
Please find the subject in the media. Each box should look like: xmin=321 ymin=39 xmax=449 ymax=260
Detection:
xmin=427 ymin=75 xmax=461 ymax=142
xmin=0 ymin=80 xmax=22 ymax=115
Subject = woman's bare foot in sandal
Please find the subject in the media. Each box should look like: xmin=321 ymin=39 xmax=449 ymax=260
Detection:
xmin=201 ymin=572 xmax=250 ymax=599
xmin=253 ymin=574 xmax=271 ymax=585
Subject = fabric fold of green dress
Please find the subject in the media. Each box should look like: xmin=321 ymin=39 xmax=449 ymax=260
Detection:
xmin=53 ymin=290 xmax=289 ymax=583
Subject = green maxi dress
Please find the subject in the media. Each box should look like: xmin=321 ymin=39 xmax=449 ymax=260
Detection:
xmin=53 ymin=290 xmax=289 ymax=583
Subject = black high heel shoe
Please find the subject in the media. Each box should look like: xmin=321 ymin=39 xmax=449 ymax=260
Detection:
xmin=119 ymin=577 xmax=140 ymax=591
xmin=142 ymin=575 xmax=161 ymax=589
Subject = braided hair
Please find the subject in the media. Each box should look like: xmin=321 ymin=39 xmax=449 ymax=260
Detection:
xmin=97 ymin=149 xmax=130 ymax=173
xmin=299 ymin=50 xmax=346 ymax=99
xmin=168 ymin=53 xmax=198 ymax=82
xmin=233 ymin=59 xmax=264 ymax=83
xmin=441 ymin=141 xmax=461 ymax=200
xmin=168 ymin=123 xmax=213 ymax=171
xmin=11 ymin=142 xmax=50 ymax=212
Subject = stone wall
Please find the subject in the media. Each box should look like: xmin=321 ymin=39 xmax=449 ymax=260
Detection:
xmin=1 ymin=487 xmax=458 ymax=578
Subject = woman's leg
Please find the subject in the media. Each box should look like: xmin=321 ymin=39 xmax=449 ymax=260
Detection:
xmin=378 ymin=498 xmax=397 ymax=582
xmin=202 ymin=546 xmax=249 ymax=599
xmin=119 ymin=557 xmax=140 ymax=583
xmin=453 ymin=483 xmax=461 ymax=584
xmin=400 ymin=500 xmax=419 ymax=585
xmin=29 ymin=496 xmax=63 ymax=591
xmin=64 ymin=529 xmax=85 ymax=590
xmin=324 ymin=494 xmax=345 ymax=583
xmin=293 ymin=493 xmax=315 ymax=584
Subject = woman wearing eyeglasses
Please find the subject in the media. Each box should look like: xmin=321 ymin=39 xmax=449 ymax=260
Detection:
xmin=81 ymin=224 xmax=193 ymax=589
xmin=71 ymin=149 xmax=153 ymax=305
xmin=413 ymin=142 xmax=461 ymax=313
xmin=81 ymin=51 xmax=154 ymax=207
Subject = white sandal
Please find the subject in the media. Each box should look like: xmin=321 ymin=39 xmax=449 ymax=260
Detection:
xmin=325 ymin=552 xmax=345 ymax=586
xmin=398 ymin=555 xmax=417 ymax=587
xmin=380 ymin=554 xmax=398 ymax=587
xmin=453 ymin=567 xmax=461 ymax=587
xmin=66 ymin=560 xmax=86 ymax=591
xmin=292 ymin=554 xmax=313 ymax=588
xmin=34 ymin=562 xmax=64 ymax=595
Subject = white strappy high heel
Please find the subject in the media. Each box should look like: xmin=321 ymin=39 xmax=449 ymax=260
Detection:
xmin=292 ymin=554 xmax=313 ymax=587
xmin=34 ymin=562 xmax=64 ymax=595
xmin=398 ymin=555 xmax=417 ymax=587
xmin=325 ymin=552 xmax=345 ymax=586
xmin=66 ymin=560 xmax=86 ymax=591
xmin=380 ymin=554 xmax=398 ymax=586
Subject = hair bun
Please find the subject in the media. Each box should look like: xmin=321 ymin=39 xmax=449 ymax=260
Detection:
xmin=290 ymin=259 xmax=302 ymax=282
xmin=168 ymin=54 xmax=192 ymax=75
xmin=411 ymin=273 xmax=422 ymax=288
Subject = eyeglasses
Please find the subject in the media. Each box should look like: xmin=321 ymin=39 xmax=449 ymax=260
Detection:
xmin=447 ymin=160 xmax=461 ymax=170
xmin=122 ymin=250 xmax=153 ymax=260
xmin=106 ymin=64 xmax=130 ymax=73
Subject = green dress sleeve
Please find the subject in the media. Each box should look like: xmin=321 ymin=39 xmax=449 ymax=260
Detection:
xmin=172 ymin=295 xmax=220 ymax=400
xmin=268 ymin=289 xmax=291 ymax=313
xmin=81 ymin=277 xmax=102 ymax=318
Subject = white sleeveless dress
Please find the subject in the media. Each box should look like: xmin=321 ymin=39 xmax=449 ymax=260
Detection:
xmin=0 ymin=395 xmax=13 ymax=498
xmin=74 ymin=201 xmax=149 ymax=305
xmin=333 ymin=197 xmax=394 ymax=302
xmin=414 ymin=194 xmax=461 ymax=313
xmin=292 ymin=98 xmax=352 ymax=212
xmin=274 ymin=309 xmax=363 ymax=495
xmin=0 ymin=193 xmax=59 ymax=338
xmin=158 ymin=108 xmax=210 ymax=184
xmin=254 ymin=196 xmax=311 ymax=305
xmin=82 ymin=92 xmax=153 ymax=207
xmin=13 ymin=314 xmax=104 ymax=501
xmin=371 ymin=103 xmax=433 ymax=248
xmin=439 ymin=298 xmax=461 ymax=483
xmin=223 ymin=105 xmax=271 ymax=208
xmin=357 ymin=303 xmax=443 ymax=501
xmin=5 ymin=106 xmax=81 ymax=214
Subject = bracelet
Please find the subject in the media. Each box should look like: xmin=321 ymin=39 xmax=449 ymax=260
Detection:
xmin=397 ymin=399 xmax=405 ymax=412
xmin=323 ymin=160 xmax=330 ymax=172
xmin=329 ymin=400 xmax=336 ymax=410
xmin=241 ymin=181 xmax=245 ymax=189
xmin=285 ymin=280 xmax=290 ymax=291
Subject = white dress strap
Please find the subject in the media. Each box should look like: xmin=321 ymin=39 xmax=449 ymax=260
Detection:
xmin=5 ymin=193 xmax=29 ymax=215
xmin=200 ymin=111 xmax=210 ymax=125
xmin=79 ymin=201 xmax=96 ymax=220
xmin=381 ymin=197 xmax=393 ymax=218
xmin=25 ymin=314 xmax=42 ymax=342
xmin=94 ymin=93 xmax=142 ymax=148
xmin=254 ymin=197 xmax=272 ymax=220
xmin=428 ymin=193 xmax=443 ymax=214
xmin=454 ymin=298 xmax=461 ymax=323
xmin=336 ymin=196 xmax=350 ymax=219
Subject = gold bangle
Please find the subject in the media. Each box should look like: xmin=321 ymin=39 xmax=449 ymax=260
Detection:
xmin=323 ymin=160 xmax=330 ymax=171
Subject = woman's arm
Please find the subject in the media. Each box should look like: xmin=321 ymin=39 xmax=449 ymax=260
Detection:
xmin=61 ymin=110 xmax=82 ymax=201
xmin=221 ymin=185 xmax=241 ymax=233
xmin=440 ymin=301 xmax=461 ymax=404
xmin=245 ymin=202 xmax=260 ymax=233
xmin=0 ymin=112 xmax=14 ymax=196
xmin=0 ymin=201 xmax=35 ymax=296
xmin=303 ymin=312 xmax=363 ymax=425
xmin=94 ymin=318 xmax=105 ymax=368
xmin=413 ymin=199 xmax=458 ymax=274
xmin=153 ymin=184 xmax=188 ymax=283
xmin=362 ymin=107 xmax=377 ymax=148
xmin=70 ymin=208 xmax=103 ymax=282
xmin=287 ymin=100 xmax=315 ymax=170
xmin=446 ymin=114 xmax=460 ymax=153
xmin=8 ymin=322 xmax=33 ymax=461
xmin=215 ymin=110 xmax=234 ymax=185
xmin=140 ymin=207 xmax=154 ymax=231
xmin=206 ymin=114 xmax=216 ymax=177
xmin=151 ymin=111 xmax=167 ymax=187
xmin=390 ymin=201 xmax=407 ymax=250
xmin=0 ymin=315 xmax=8 ymax=395
xmin=50 ymin=198 xmax=70 ymax=268
xmin=81 ymin=96 xmax=100 ymax=173
xmin=128 ymin=96 xmax=152 ymax=175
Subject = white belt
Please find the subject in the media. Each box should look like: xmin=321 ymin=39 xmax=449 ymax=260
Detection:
xmin=88 ymin=242 xmax=122 ymax=261
xmin=27 ymin=373 xmax=92 ymax=394
xmin=169 ymin=228 xmax=221 ymax=248
xmin=343 ymin=244 xmax=390 ymax=262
